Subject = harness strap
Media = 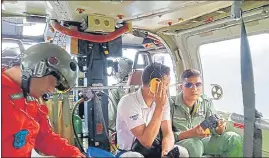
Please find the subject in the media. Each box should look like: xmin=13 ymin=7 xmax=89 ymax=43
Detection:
xmin=191 ymin=102 xmax=200 ymax=117
xmin=52 ymin=94 xmax=59 ymax=129
xmin=21 ymin=70 xmax=31 ymax=98
xmin=62 ymin=93 xmax=70 ymax=127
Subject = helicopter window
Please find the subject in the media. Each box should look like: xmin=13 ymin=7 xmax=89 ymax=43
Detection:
xmin=153 ymin=53 xmax=177 ymax=96
xmin=137 ymin=54 xmax=145 ymax=65
xmin=23 ymin=43 xmax=38 ymax=49
xmin=2 ymin=42 xmax=38 ymax=52
xmin=2 ymin=43 xmax=19 ymax=51
xmin=199 ymin=33 xmax=269 ymax=119
xmin=107 ymin=48 xmax=138 ymax=85
xmin=22 ymin=18 xmax=46 ymax=36
xmin=122 ymin=48 xmax=137 ymax=61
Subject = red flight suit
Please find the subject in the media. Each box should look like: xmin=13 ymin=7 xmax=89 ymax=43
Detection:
xmin=1 ymin=71 xmax=85 ymax=157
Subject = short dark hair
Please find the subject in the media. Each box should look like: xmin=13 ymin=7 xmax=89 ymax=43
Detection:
xmin=181 ymin=69 xmax=201 ymax=81
xmin=142 ymin=63 xmax=170 ymax=85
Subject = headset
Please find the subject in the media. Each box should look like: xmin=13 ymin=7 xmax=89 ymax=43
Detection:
xmin=149 ymin=78 xmax=161 ymax=94
xmin=148 ymin=63 xmax=163 ymax=94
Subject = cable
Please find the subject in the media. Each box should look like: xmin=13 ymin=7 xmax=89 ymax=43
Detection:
xmin=98 ymin=90 xmax=117 ymax=138
xmin=71 ymin=98 xmax=87 ymax=155
xmin=71 ymin=90 xmax=118 ymax=155
xmin=99 ymin=90 xmax=119 ymax=151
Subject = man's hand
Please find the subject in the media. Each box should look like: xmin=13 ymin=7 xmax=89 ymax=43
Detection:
xmin=161 ymin=149 xmax=168 ymax=157
xmin=161 ymin=137 xmax=173 ymax=157
xmin=162 ymin=150 xmax=169 ymax=157
xmin=216 ymin=119 xmax=226 ymax=135
xmin=193 ymin=125 xmax=210 ymax=138
xmin=154 ymin=82 xmax=167 ymax=109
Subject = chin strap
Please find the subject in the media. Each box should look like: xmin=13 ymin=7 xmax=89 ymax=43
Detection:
xmin=21 ymin=70 xmax=32 ymax=98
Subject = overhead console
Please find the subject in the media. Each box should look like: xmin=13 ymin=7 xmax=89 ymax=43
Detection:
xmin=80 ymin=15 xmax=116 ymax=33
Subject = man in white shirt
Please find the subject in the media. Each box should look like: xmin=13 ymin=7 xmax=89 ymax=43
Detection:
xmin=116 ymin=63 xmax=189 ymax=157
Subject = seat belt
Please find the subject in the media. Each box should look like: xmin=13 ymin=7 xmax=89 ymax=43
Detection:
xmin=52 ymin=94 xmax=59 ymax=130
xmin=62 ymin=93 xmax=71 ymax=127
xmin=238 ymin=5 xmax=263 ymax=157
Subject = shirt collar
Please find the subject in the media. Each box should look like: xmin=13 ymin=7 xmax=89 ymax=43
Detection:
xmin=175 ymin=91 xmax=203 ymax=113
xmin=135 ymin=87 xmax=150 ymax=109
xmin=2 ymin=72 xmax=21 ymax=91
xmin=2 ymin=72 xmax=37 ymax=101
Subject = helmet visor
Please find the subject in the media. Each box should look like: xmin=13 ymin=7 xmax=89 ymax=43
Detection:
xmin=50 ymin=71 xmax=72 ymax=93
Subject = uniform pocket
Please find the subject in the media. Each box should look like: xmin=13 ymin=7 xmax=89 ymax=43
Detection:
xmin=192 ymin=115 xmax=206 ymax=127
xmin=173 ymin=116 xmax=189 ymax=131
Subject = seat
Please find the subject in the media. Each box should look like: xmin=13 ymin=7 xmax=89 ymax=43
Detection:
xmin=126 ymin=70 xmax=143 ymax=93
xmin=127 ymin=70 xmax=143 ymax=86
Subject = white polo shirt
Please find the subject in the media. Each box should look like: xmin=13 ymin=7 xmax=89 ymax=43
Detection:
xmin=116 ymin=88 xmax=170 ymax=150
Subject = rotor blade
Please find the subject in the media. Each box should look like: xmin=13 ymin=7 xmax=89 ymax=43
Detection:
xmin=240 ymin=18 xmax=256 ymax=157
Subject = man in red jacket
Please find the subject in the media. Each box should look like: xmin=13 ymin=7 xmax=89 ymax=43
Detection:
xmin=1 ymin=43 xmax=85 ymax=157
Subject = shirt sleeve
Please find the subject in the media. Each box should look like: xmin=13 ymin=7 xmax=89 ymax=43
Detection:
xmin=35 ymin=104 xmax=85 ymax=157
xmin=119 ymin=97 xmax=145 ymax=130
xmin=162 ymin=98 xmax=171 ymax=121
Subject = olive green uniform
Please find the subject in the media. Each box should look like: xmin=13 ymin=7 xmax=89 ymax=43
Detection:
xmin=108 ymin=88 xmax=127 ymax=131
xmin=171 ymin=92 xmax=243 ymax=157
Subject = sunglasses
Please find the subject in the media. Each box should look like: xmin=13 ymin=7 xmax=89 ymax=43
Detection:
xmin=184 ymin=82 xmax=202 ymax=88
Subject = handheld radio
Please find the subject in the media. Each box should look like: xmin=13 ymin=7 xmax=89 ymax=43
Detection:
xmin=200 ymin=114 xmax=221 ymax=135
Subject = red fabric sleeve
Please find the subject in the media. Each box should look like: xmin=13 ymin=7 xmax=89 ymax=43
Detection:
xmin=34 ymin=104 xmax=85 ymax=157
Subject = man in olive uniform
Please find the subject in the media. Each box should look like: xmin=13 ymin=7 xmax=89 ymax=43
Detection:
xmin=108 ymin=57 xmax=133 ymax=131
xmin=171 ymin=69 xmax=243 ymax=157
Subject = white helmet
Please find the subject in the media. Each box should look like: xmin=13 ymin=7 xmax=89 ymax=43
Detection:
xmin=113 ymin=57 xmax=133 ymax=83
xmin=20 ymin=43 xmax=78 ymax=97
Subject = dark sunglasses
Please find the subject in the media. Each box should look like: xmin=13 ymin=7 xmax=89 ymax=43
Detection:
xmin=184 ymin=82 xmax=202 ymax=88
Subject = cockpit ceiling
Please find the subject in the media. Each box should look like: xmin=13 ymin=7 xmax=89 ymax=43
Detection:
xmin=2 ymin=1 xmax=232 ymax=31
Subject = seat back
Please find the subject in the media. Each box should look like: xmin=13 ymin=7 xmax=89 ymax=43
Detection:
xmin=127 ymin=70 xmax=143 ymax=86
xmin=126 ymin=70 xmax=143 ymax=93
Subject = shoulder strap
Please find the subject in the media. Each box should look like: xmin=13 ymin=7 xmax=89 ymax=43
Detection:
xmin=62 ymin=93 xmax=71 ymax=127
xmin=52 ymin=94 xmax=59 ymax=129
xmin=191 ymin=102 xmax=200 ymax=117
